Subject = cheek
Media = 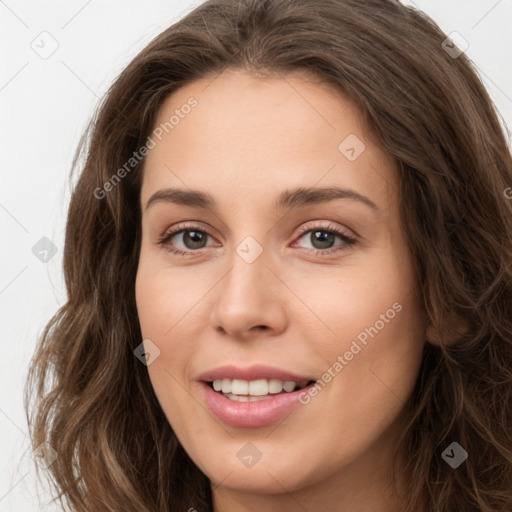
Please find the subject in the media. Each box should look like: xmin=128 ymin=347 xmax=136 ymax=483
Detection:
xmin=135 ymin=257 xmax=217 ymax=391
xmin=135 ymin=253 xmax=212 ymax=339
xmin=135 ymin=264 xmax=186 ymax=391
xmin=288 ymin=252 xmax=415 ymax=353
xmin=135 ymin=266 xmax=197 ymax=428
xmin=294 ymin=246 xmax=425 ymax=406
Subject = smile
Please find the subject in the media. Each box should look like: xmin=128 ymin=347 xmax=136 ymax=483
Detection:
xmin=197 ymin=365 xmax=318 ymax=427
xmin=199 ymin=379 xmax=317 ymax=427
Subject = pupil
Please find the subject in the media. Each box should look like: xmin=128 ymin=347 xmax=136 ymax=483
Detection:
xmin=312 ymin=230 xmax=334 ymax=249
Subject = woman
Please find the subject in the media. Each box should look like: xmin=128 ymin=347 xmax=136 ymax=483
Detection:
xmin=25 ymin=0 xmax=512 ymax=510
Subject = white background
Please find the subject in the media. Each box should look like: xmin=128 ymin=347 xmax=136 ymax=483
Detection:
xmin=1 ymin=1 xmax=511 ymax=510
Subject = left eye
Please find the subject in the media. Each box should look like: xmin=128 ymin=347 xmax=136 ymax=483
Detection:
xmin=294 ymin=228 xmax=356 ymax=252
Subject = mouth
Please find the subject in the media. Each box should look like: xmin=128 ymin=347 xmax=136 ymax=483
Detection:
xmin=206 ymin=378 xmax=316 ymax=402
xmin=199 ymin=378 xmax=318 ymax=427
xmin=197 ymin=364 xmax=319 ymax=426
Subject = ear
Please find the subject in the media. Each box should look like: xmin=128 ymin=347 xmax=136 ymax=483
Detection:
xmin=425 ymin=324 xmax=442 ymax=345
xmin=425 ymin=315 xmax=469 ymax=346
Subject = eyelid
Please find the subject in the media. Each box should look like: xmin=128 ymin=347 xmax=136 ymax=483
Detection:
xmin=294 ymin=220 xmax=355 ymax=239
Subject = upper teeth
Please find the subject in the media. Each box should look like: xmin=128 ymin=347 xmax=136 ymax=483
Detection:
xmin=212 ymin=378 xmax=309 ymax=396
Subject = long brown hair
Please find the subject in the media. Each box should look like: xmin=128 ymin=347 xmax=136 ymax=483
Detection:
xmin=25 ymin=0 xmax=512 ymax=510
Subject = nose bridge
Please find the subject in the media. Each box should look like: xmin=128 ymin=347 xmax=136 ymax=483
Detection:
xmin=210 ymin=232 xmax=287 ymax=335
xmin=220 ymin=234 xmax=269 ymax=305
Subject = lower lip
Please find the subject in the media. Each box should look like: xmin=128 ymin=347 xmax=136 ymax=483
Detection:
xmin=199 ymin=382 xmax=313 ymax=428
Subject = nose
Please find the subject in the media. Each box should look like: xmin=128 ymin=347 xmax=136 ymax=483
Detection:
xmin=209 ymin=244 xmax=288 ymax=340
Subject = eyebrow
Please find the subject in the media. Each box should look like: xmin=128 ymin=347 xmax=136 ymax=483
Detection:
xmin=144 ymin=186 xmax=379 ymax=213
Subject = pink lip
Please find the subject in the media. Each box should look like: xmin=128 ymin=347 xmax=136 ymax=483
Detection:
xmin=198 ymin=381 xmax=315 ymax=428
xmin=197 ymin=364 xmax=315 ymax=383
xmin=196 ymin=365 xmax=317 ymax=428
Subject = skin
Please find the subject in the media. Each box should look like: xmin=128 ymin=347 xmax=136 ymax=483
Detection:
xmin=135 ymin=68 xmax=430 ymax=512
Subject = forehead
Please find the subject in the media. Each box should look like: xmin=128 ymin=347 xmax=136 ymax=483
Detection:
xmin=140 ymin=68 xmax=398 ymax=211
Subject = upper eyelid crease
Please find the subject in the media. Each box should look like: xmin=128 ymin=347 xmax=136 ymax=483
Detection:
xmin=144 ymin=186 xmax=379 ymax=214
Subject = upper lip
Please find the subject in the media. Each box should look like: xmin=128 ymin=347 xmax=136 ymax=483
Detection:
xmin=198 ymin=364 xmax=316 ymax=383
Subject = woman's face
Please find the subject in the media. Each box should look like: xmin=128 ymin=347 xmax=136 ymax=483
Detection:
xmin=135 ymin=69 xmax=428 ymax=509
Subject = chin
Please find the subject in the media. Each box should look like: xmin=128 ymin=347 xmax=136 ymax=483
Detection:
xmin=206 ymin=460 xmax=310 ymax=494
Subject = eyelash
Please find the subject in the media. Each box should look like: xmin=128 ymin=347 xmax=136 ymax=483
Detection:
xmin=157 ymin=221 xmax=357 ymax=257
